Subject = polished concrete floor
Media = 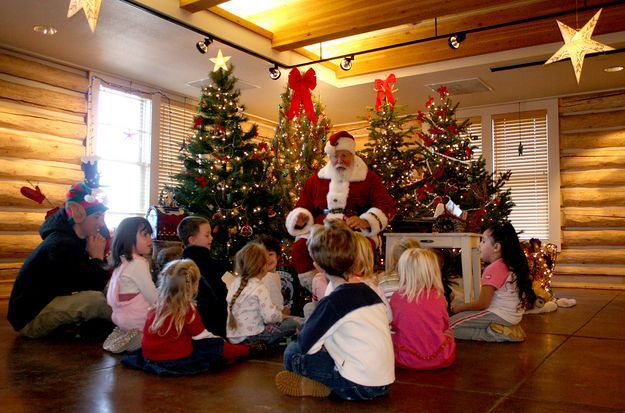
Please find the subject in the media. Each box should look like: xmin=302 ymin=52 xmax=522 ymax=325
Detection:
xmin=1 ymin=288 xmax=624 ymax=413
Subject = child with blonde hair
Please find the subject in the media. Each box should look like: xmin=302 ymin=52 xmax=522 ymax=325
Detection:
xmin=390 ymin=248 xmax=456 ymax=370
xmin=122 ymin=259 xmax=246 ymax=375
xmin=379 ymin=238 xmax=421 ymax=300
xmin=226 ymin=242 xmax=298 ymax=346
xmin=103 ymin=217 xmax=157 ymax=353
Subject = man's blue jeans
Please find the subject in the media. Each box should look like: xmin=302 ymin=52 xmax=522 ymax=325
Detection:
xmin=283 ymin=341 xmax=390 ymax=400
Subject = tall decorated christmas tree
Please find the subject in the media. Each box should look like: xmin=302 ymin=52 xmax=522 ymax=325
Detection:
xmin=359 ymin=74 xmax=422 ymax=220
xmin=269 ymin=68 xmax=331 ymax=214
xmin=172 ymin=62 xmax=283 ymax=265
xmin=414 ymin=86 xmax=513 ymax=232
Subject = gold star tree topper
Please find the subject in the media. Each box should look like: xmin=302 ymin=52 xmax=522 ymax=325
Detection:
xmin=545 ymin=8 xmax=615 ymax=84
xmin=67 ymin=0 xmax=102 ymax=32
xmin=210 ymin=50 xmax=231 ymax=72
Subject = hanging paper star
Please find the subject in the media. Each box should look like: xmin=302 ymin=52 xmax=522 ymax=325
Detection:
xmin=518 ymin=141 xmax=524 ymax=156
xmin=67 ymin=0 xmax=102 ymax=32
xmin=545 ymin=9 xmax=614 ymax=84
xmin=210 ymin=50 xmax=231 ymax=72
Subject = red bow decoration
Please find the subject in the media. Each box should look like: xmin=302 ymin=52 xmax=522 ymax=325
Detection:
xmin=374 ymin=74 xmax=397 ymax=111
xmin=287 ymin=68 xmax=317 ymax=125
xmin=21 ymin=185 xmax=46 ymax=204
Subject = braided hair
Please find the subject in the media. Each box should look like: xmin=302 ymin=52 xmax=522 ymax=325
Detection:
xmin=228 ymin=242 xmax=268 ymax=329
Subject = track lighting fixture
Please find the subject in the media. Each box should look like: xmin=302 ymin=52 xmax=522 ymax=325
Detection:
xmin=269 ymin=64 xmax=281 ymax=80
xmin=340 ymin=55 xmax=354 ymax=71
xmin=196 ymin=37 xmax=213 ymax=54
xmin=448 ymin=33 xmax=466 ymax=49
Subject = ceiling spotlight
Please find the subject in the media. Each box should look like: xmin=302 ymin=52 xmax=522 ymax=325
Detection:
xmin=196 ymin=37 xmax=213 ymax=54
xmin=269 ymin=64 xmax=281 ymax=80
xmin=33 ymin=24 xmax=58 ymax=35
xmin=340 ymin=55 xmax=354 ymax=71
xmin=448 ymin=33 xmax=466 ymax=49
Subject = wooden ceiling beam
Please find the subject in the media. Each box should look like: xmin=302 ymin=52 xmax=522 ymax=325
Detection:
xmin=180 ymin=0 xmax=228 ymax=13
xmin=270 ymin=0 xmax=527 ymax=51
xmin=333 ymin=5 xmax=625 ymax=78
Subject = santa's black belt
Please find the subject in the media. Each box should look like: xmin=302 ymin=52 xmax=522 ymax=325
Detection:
xmin=323 ymin=208 xmax=355 ymax=215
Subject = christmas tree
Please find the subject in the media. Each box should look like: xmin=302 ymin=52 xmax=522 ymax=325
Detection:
xmin=172 ymin=66 xmax=283 ymax=265
xmin=360 ymin=74 xmax=422 ymax=220
xmin=414 ymin=86 xmax=513 ymax=232
xmin=269 ymin=80 xmax=332 ymax=214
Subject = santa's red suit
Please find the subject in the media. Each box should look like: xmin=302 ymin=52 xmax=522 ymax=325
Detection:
xmin=285 ymin=131 xmax=396 ymax=290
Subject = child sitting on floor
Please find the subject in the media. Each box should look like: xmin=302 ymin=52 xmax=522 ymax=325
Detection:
xmin=226 ymin=242 xmax=299 ymax=347
xmin=177 ymin=216 xmax=228 ymax=338
xmin=121 ymin=259 xmax=248 ymax=375
xmin=276 ymin=220 xmax=394 ymax=400
xmin=103 ymin=217 xmax=157 ymax=353
xmin=450 ymin=222 xmax=536 ymax=342
xmin=378 ymin=238 xmax=422 ymax=300
xmin=254 ymin=234 xmax=288 ymax=314
xmin=390 ymin=248 xmax=456 ymax=370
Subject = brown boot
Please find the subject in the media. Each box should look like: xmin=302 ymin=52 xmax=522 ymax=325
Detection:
xmin=275 ymin=370 xmax=331 ymax=397
xmin=490 ymin=323 xmax=526 ymax=342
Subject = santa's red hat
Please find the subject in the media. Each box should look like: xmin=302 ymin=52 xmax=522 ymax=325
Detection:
xmin=325 ymin=131 xmax=356 ymax=155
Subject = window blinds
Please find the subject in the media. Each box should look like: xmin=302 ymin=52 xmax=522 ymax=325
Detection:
xmin=158 ymin=99 xmax=195 ymax=196
xmin=492 ymin=110 xmax=549 ymax=239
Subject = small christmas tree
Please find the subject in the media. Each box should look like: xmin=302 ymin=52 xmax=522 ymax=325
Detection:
xmin=172 ymin=66 xmax=283 ymax=265
xmin=269 ymin=82 xmax=331 ymax=214
xmin=414 ymin=86 xmax=513 ymax=232
xmin=360 ymin=74 xmax=422 ymax=220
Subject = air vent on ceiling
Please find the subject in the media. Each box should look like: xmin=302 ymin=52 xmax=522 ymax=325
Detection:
xmin=426 ymin=78 xmax=492 ymax=95
xmin=186 ymin=77 xmax=259 ymax=91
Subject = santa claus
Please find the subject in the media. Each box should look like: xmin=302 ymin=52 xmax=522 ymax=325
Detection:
xmin=286 ymin=130 xmax=396 ymax=290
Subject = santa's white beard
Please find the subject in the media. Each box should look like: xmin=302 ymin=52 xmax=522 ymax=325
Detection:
xmin=332 ymin=163 xmax=354 ymax=180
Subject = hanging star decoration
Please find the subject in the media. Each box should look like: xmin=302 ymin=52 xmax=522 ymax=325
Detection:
xmin=545 ymin=8 xmax=615 ymax=84
xmin=67 ymin=0 xmax=102 ymax=32
xmin=210 ymin=49 xmax=231 ymax=72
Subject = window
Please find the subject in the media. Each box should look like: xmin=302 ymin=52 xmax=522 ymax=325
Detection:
xmin=157 ymin=99 xmax=195 ymax=196
xmin=93 ymin=85 xmax=152 ymax=229
xmin=493 ymin=110 xmax=549 ymax=239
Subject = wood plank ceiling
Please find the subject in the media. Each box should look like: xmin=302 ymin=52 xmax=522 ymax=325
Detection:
xmin=180 ymin=0 xmax=625 ymax=78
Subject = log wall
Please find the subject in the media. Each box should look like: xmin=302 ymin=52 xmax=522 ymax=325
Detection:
xmin=558 ymin=89 xmax=625 ymax=284
xmin=0 ymin=51 xmax=88 ymax=299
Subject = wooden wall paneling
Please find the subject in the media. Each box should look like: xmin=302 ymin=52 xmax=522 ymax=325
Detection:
xmin=560 ymin=129 xmax=625 ymax=150
xmin=0 ymin=233 xmax=42 ymax=259
xmin=560 ymin=109 xmax=625 ymax=132
xmin=562 ymin=207 xmax=625 ymax=227
xmin=562 ymin=229 xmax=625 ymax=247
xmin=0 ymin=211 xmax=47 ymax=232
xmin=560 ymin=148 xmax=625 ymax=170
xmin=0 ymin=52 xmax=89 ymax=93
xmin=559 ymin=90 xmax=625 ymax=113
xmin=0 ymin=158 xmax=83 ymax=185
xmin=561 ymin=187 xmax=625 ymax=207
xmin=0 ymin=103 xmax=86 ymax=141
xmin=558 ymin=249 xmax=625 ymax=265
xmin=0 ymin=79 xmax=87 ymax=115
xmin=0 ymin=128 xmax=83 ymax=164
xmin=556 ymin=265 xmax=625 ymax=277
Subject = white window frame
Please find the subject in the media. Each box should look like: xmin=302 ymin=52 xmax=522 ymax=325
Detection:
xmin=458 ymin=99 xmax=560 ymax=248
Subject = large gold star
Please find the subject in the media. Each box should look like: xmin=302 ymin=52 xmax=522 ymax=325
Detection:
xmin=210 ymin=49 xmax=231 ymax=72
xmin=545 ymin=9 xmax=615 ymax=84
xmin=67 ymin=0 xmax=102 ymax=32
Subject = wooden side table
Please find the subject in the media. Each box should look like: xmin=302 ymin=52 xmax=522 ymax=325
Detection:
xmin=384 ymin=232 xmax=482 ymax=302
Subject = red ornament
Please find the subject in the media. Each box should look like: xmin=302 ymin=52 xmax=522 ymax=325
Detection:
xmin=194 ymin=176 xmax=208 ymax=187
xmin=374 ymin=73 xmax=397 ymax=111
xmin=425 ymin=97 xmax=435 ymax=108
xmin=267 ymin=206 xmax=277 ymax=218
xmin=240 ymin=223 xmax=253 ymax=237
xmin=193 ymin=117 xmax=203 ymax=129
xmin=286 ymin=68 xmax=317 ymax=125
xmin=437 ymin=86 xmax=449 ymax=98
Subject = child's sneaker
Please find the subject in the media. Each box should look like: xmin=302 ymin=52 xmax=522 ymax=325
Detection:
xmin=489 ymin=323 xmax=526 ymax=342
xmin=275 ymin=370 xmax=331 ymax=397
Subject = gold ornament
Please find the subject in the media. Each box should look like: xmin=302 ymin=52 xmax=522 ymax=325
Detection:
xmin=545 ymin=9 xmax=615 ymax=84
xmin=67 ymin=0 xmax=102 ymax=32
xmin=210 ymin=49 xmax=231 ymax=72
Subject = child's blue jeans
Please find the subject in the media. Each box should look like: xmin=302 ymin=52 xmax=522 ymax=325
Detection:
xmin=283 ymin=341 xmax=390 ymax=401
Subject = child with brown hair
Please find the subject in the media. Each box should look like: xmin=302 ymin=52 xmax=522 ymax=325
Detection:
xmin=226 ymin=242 xmax=298 ymax=346
xmin=390 ymin=248 xmax=456 ymax=370
xmin=121 ymin=259 xmax=230 ymax=375
xmin=177 ymin=215 xmax=228 ymax=337
xmin=276 ymin=220 xmax=394 ymax=400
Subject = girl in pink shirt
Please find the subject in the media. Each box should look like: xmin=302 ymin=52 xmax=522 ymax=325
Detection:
xmin=450 ymin=223 xmax=536 ymax=342
xmin=390 ymin=248 xmax=455 ymax=370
